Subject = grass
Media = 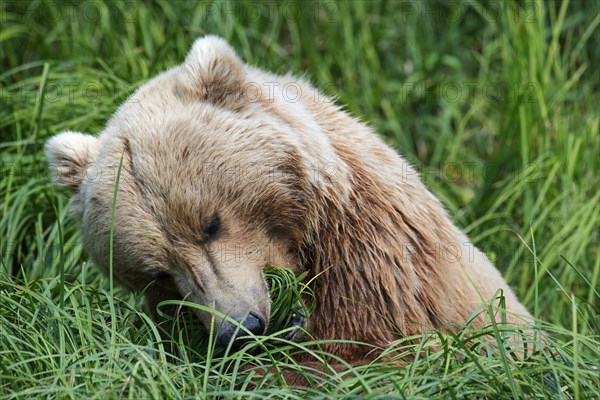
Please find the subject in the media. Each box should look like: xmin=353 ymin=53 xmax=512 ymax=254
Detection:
xmin=0 ymin=0 xmax=598 ymax=398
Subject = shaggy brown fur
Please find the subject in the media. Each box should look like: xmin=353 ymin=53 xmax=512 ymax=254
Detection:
xmin=46 ymin=36 xmax=532 ymax=366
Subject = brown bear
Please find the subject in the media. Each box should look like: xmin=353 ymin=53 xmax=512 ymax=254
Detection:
xmin=46 ymin=36 xmax=532 ymax=362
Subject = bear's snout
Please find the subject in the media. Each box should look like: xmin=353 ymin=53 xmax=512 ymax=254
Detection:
xmin=216 ymin=312 xmax=266 ymax=350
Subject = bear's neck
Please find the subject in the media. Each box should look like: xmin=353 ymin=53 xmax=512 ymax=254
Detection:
xmin=301 ymin=183 xmax=470 ymax=354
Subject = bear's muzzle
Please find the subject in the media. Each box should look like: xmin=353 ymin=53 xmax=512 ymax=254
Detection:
xmin=216 ymin=312 xmax=266 ymax=351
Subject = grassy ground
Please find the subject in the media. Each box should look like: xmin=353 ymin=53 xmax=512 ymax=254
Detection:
xmin=1 ymin=0 xmax=598 ymax=398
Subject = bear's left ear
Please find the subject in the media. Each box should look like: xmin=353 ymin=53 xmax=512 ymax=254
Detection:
xmin=183 ymin=35 xmax=245 ymax=105
xmin=45 ymin=131 xmax=100 ymax=191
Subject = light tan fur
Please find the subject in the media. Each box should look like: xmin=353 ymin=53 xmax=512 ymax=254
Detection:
xmin=46 ymin=36 xmax=532 ymax=362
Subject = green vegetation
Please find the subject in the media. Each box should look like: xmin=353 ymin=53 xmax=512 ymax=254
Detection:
xmin=1 ymin=0 xmax=598 ymax=398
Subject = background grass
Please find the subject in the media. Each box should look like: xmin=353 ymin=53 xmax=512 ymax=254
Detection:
xmin=0 ymin=0 xmax=598 ymax=398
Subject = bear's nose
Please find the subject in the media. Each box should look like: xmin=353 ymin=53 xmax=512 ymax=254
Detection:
xmin=216 ymin=312 xmax=266 ymax=350
xmin=242 ymin=312 xmax=267 ymax=336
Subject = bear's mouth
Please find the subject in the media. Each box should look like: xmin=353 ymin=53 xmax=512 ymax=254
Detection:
xmin=213 ymin=301 xmax=307 ymax=351
xmin=215 ymin=311 xmax=267 ymax=351
xmin=278 ymin=301 xmax=307 ymax=343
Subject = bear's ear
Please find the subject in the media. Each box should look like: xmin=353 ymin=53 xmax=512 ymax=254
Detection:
xmin=183 ymin=35 xmax=245 ymax=104
xmin=45 ymin=131 xmax=100 ymax=191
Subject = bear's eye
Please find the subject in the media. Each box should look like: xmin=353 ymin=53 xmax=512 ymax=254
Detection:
xmin=204 ymin=212 xmax=221 ymax=240
xmin=151 ymin=271 xmax=171 ymax=282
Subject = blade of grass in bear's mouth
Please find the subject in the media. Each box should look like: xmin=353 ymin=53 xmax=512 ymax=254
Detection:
xmin=264 ymin=267 xmax=314 ymax=336
xmin=155 ymin=267 xmax=313 ymax=348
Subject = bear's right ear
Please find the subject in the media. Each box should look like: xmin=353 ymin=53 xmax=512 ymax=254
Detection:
xmin=45 ymin=131 xmax=100 ymax=191
xmin=183 ymin=35 xmax=245 ymax=105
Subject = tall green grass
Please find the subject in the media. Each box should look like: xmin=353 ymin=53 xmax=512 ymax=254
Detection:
xmin=1 ymin=0 xmax=598 ymax=398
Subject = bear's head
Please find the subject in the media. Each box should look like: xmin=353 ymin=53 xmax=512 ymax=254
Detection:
xmin=46 ymin=36 xmax=350 ymax=348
